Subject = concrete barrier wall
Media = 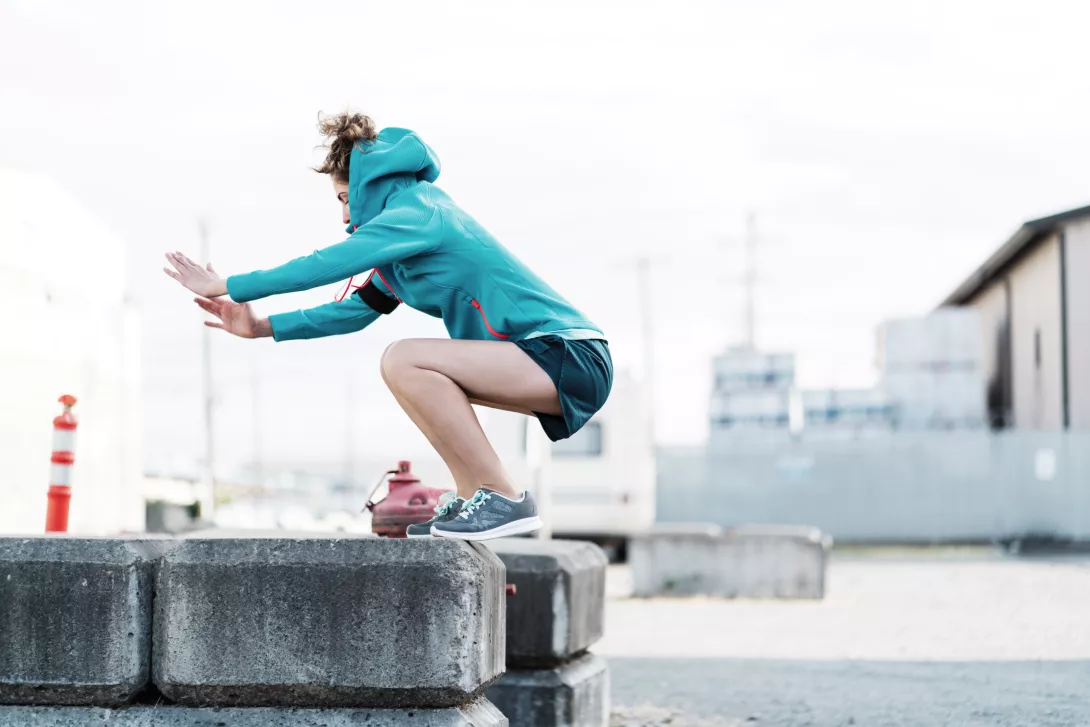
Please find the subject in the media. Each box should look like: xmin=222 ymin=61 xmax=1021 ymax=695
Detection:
xmin=154 ymin=538 xmax=504 ymax=708
xmin=630 ymin=525 xmax=831 ymax=599
xmin=485 ymin=539 xmax=610 ymax=727
xmin=0 ymin=699 xmax=506 ymax=726
xmin=0 ymin=538 xmax=172 ymax=706
xmin=0 ymin=536 xmax=509 ymax=726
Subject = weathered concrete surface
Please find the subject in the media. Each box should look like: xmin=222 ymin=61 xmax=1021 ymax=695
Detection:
xmin=486 ymin=652 xmax=609 ymax=727
xmin=0 ymin=698 xmax=508 ymax=726
xmin=153 ymin=538 xmax=505 ymax=708
xmin=0 ymin=537 xmax=173 ymax=706
xmin=609 ymin=657 xmax=1090 ymax=727
xmin=629 ymin=524 xmax=831 ymax=598
xmin=486 ymin=539 xmax=607 ymax=667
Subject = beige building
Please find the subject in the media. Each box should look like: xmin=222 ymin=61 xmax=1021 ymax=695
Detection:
xmin=943 ymin=204 xmax=1090 ymax=430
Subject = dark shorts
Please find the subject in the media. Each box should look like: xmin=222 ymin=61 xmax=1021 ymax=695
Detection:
xmin=515 ymin=335 xmax=613 ymax=442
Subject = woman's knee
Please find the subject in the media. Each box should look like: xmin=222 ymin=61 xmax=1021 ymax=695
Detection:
xmin=380 ymin=339 xmax=422 ymax=386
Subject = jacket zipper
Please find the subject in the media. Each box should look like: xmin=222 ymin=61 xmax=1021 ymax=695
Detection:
xmin=471 ymin=300 xmax=509 ymax=339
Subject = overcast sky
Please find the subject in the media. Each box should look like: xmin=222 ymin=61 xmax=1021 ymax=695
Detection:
xmin=3 ymin=0 xmax=1089 ymax=474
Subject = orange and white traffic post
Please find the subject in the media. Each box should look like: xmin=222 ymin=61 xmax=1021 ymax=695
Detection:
xmin=45 ymin=395 xmax=78 ymax=533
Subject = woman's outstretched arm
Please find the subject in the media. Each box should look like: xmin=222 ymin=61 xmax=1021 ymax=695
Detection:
xmin=226 ymin=205 xmax=438 ymax=303
xmin=195 ymin=272 xmax=399 ymax=341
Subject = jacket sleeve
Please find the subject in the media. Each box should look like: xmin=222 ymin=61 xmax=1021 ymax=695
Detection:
xmin=225 ymin=206 xmax=438 ymax=303
xmin=267 ymin=272 xmax=399 ymax=342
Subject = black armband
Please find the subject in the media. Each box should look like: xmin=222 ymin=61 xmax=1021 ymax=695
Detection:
xmin=355 ymin=278 xmax=400 ymax=314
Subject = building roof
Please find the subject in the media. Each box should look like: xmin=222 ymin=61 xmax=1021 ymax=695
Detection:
xmin=942 ymin=203 xmax=1090 ymax=306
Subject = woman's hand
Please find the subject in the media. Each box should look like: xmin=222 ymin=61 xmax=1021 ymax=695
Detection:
xmin=195 ymin=297 xmax=272 ymax=339
xmin=164 ymin=252 xmax=229 ymax=298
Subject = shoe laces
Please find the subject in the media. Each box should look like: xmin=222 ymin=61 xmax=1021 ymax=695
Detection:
xmin=434 ymin=491 xmax=461 ymax=516
xmin=458 ymin=490 xmax=492 ymax=519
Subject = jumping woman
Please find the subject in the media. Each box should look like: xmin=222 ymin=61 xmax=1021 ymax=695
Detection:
xmin=164 ymin=113 xmax=612 ymax=540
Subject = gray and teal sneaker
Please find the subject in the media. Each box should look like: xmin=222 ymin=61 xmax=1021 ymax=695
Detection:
xmin=406 ymin=492 xmax=465 ymax=539
xmin=430 ymin=488 xmax=542 ymax=541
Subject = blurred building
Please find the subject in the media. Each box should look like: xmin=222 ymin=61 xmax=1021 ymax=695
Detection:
xmin=708 ymin=348 xmax=898 ymax=446
xmin=876 ymin=308 xmax=987 ymax=429
xmin=0 ymin=169 xmax=144 ymax=534
xmin=709 ymin=312 xmax=988 ymax=447
xmin=942 ymin=204 xmax=1090 ymax=430
xmin=708 ymin=349 xmax=793 ymax=444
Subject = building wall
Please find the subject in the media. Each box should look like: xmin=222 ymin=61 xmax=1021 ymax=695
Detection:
xmin=658 ymin=431 xmax=1090 ymax=542
xmin=1063 ymin=217 xmax=1090 ymax=428
xmin=966 ymin=280 xmax=1011 ymax=427
xmin=1007 ymin=233 xmax=1064 ymax=429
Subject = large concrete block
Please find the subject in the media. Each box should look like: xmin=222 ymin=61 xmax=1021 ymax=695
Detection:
xmin=0 ymin=537 xmax=172 ymax=706
xmin=0 ymin=698 xmax=508 ymax=725
xmin=153 ymin=538 xmax=505 ymax=708
xmin=486 ymin=652 xmax=609 ymax=727
xmin=485 ymin=539 xmax=607 ymax=668
xmin=630 ymin=524 xmax=832 ymax=598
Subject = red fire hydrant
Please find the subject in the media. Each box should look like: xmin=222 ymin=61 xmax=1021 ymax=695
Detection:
xmin=365 ymin=461 xmax=447 ymax=538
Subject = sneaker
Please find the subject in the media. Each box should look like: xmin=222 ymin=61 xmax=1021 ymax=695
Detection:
xmin=405 ymin=492 xmax=465 ymax=539
xmin=430 ymin=488 xmax=543 ymax=541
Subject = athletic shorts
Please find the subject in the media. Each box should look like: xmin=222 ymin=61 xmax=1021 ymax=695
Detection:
xmin=514 ymin=335 xmax=613 ymax=442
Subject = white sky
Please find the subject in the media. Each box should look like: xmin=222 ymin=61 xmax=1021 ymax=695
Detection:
xmin=3 ymin=0 xmax=1090 ymax=474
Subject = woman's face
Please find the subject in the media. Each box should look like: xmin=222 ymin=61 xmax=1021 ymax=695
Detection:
xmin=334 ymin=178 xmax=350 ymax=226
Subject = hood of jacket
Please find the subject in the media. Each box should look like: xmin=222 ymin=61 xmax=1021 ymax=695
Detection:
xmin=346 ymin=127 xmax=441 ymax=232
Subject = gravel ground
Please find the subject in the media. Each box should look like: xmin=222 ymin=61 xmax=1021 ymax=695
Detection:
xmin=599 ymin=550 xmax=1090 ymax=726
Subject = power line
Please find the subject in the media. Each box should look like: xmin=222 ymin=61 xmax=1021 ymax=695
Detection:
xmin=198 ymin=218 xmax=217 ymax=514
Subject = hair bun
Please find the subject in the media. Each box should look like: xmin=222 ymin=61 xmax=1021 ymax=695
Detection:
xmin=313 ymin=111 xmax=378 ymax=181
xmin=317 ymin=112 xmax=377 ymax=146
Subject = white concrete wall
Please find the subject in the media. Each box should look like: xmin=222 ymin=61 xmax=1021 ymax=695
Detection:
xmin=0 ymin=170 xmax=144 ymax=535
xmin=0 ymin=297 xmax=144 ymax=535
xmin=1063 ymin=218 xmax=1090 ymax=429
xmin=1007 ymin=233 xmax=1064 ymax=429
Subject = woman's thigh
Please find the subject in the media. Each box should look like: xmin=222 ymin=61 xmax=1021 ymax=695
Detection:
xmin=382 ymin=338 xmax=562 ymax=415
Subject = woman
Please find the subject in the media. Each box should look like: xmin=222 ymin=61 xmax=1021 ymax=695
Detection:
xmin=164 ymin=113 xmax=612 ymax=540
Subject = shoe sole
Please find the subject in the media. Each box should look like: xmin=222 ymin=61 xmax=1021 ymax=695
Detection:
xmin=431 ymin=516 xmax=543 ymax=541
xmin=406 ymin=532 xmax=434 ymax=539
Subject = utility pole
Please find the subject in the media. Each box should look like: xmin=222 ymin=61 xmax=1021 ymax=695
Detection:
xmin=344 ymin=369 xmax=356 ymax=490
xmin=742 ymin=211 xmax=758 ymax=351
xmin=721 ymin=209 xmax=765 ymax=351
xmin=613 ymin=254 xmax=667 ymax=445
xmin=199 ymin=219 xmax=217 ymax=514
xmin=251 ymin=351 xmax=262 ymax=489
xmin=634 ymin=255 xmax=656 ymax=443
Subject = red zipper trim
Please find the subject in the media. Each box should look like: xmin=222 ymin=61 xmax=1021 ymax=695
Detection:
xmin=373 ymin=269 xmax=402 ymax=302
xmin=471 ymin=300 xmax=509 ymax=339
xmin=336 ymin=269 xmax=403 ymax=304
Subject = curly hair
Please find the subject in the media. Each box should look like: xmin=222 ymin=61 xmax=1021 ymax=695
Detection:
xmin=312 ymin=111 xmax=378 ymax=183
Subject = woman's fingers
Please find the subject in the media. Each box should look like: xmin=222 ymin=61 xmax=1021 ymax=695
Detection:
xmin=168 ymin=252 xmax=199 ymax=272
xmin=163 ymin=267 xmax=181 ymax=281
xmin=194 ymin=297 xmax=222 ymax=316
xmin=204 ymin=321 xmax=225 ymax=330
xmin=206 ymin=262 xmax=218 ymax=275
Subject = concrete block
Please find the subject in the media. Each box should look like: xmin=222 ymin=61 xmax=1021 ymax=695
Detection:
xmin=485 ymin=539 xmax=607 ymax=668
xmin=153 ymin=538 xmax=505 ymax=708
xmin=0 ymin=698 xmax=508 ymax=725
xmin=486 ymin=652 xmax=609 ymax=727
xmin=0 ymin=537 xmax=173 ymax=706
xmin=630 ymin=524 xmax=831 ymax=598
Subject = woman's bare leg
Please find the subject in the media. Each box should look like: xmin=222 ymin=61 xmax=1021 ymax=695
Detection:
xmin=380 ymin=338 xmax=560 ymax=500
xmin=381 ymin=381 xmax=479 ymax=493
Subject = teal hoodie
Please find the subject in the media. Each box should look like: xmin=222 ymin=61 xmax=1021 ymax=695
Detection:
xmin=226 ymin=128 xmax=603 ymax=343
